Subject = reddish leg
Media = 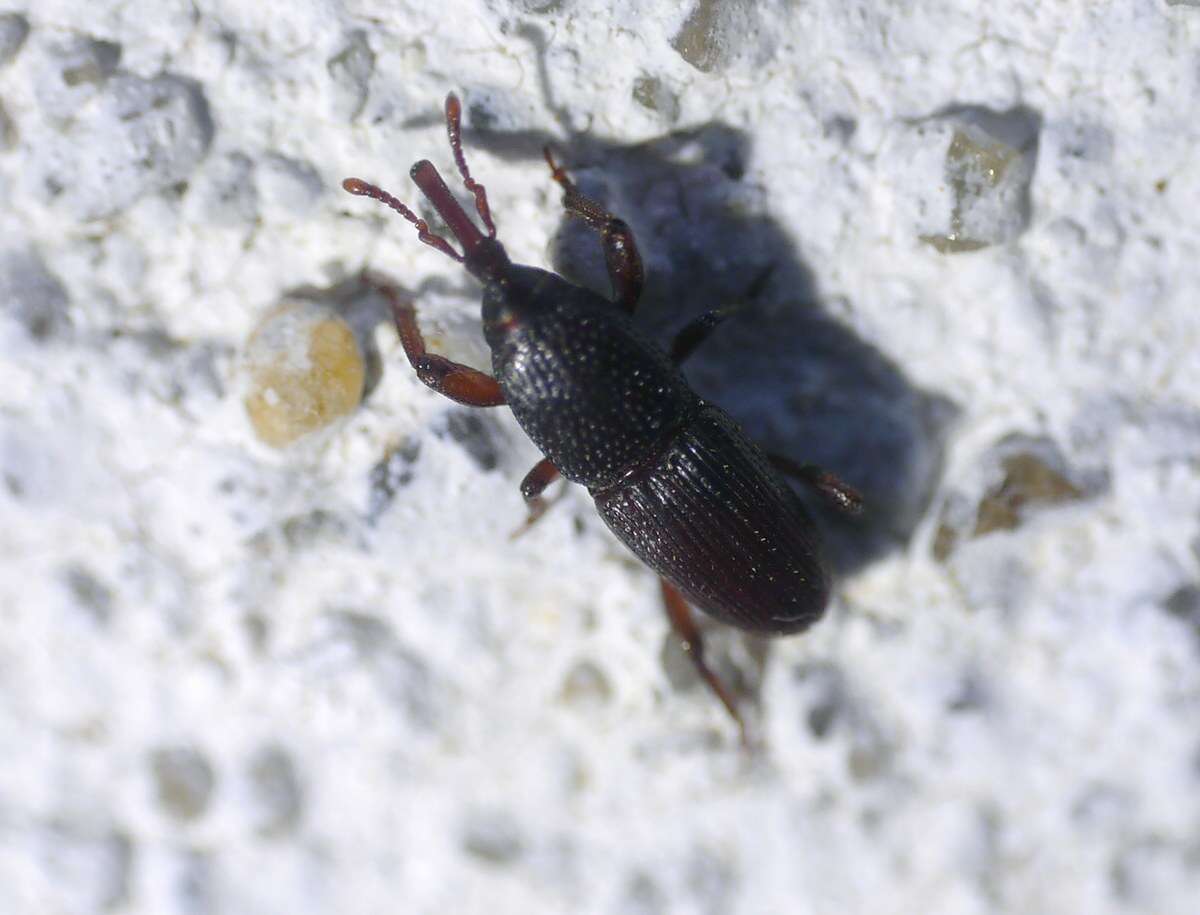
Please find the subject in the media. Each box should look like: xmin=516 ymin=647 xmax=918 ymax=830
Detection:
xmin=668 ymin=306 xmax=740 ymax=365
xmin=510 ymin=457 xmax=564 ymax=539
xmin=661 ymin=580 xmax=750 ymax=745
xmin=665 ymin=301 xmax=862 ymax=519
xmin=544 ymin=148 xmax=644 ymax=314
xmin=769 ymin=454 xmax=863 ymax=516
xmin=668 ymin=266 xmax=774 ymax=364
xmin=379 ymin=287 xmax=505 ymax=407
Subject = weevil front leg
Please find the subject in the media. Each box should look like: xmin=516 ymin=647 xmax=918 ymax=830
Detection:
xmin=661 ymin=580 xmax=751 ymax=746
xmin=509 ymin=457 xmax=565 ymax=539
xmin=379 ymin=287 xmax=506 ymax=407
xmin=543 ymin=148 xmax=644 ymax=315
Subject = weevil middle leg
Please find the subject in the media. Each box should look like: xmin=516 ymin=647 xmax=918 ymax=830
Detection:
xmin=666 ymin=265 xmax=776 ymax=365
xmin=668 ymin=306 xmax=741 ymax=365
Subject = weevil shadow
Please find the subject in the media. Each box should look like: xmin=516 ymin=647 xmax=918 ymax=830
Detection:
xmin=460 ymin=109 xmax=955 ymax=580
xmin=363 ymin=54 xmax=960 ymax=732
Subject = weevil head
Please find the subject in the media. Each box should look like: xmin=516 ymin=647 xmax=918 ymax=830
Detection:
xmin=480 ymin=266 xmax=565 ymax=351
xmin=461 ymin=237 xmax=509 ymax=282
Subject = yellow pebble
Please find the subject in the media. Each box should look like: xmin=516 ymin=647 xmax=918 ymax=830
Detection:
xmin=243 ymin=301 xmax=365 ymax=447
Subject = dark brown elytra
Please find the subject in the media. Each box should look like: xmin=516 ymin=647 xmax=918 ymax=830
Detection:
xmin=343 ymin=94 xmax=862 ymax=744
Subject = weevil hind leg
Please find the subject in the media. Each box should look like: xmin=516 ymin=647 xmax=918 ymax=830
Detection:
xmin=543 ymin=147 xmax=644 ymax=315
xmin=377 ymin=285 xmax=506 ymax=407
xmin=660 ymin=580 xmax=754 ymax=747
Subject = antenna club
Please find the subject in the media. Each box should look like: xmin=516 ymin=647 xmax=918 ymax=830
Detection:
xmin=341 ymin=174 xmax=464 ymax=263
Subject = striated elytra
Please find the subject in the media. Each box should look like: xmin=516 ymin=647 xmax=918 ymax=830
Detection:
xmin=343 ymin=94 xmax=861 ymax=742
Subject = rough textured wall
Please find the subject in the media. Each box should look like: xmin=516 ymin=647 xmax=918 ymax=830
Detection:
xmin=2 ymin=2 xmax=1199 ymax=913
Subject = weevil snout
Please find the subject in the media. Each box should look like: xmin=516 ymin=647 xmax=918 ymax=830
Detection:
xmin=407 ymin=159 xmax=510 ymax=281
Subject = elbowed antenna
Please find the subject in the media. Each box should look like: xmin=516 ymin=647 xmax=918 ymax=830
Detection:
xmin=443 ymin=94 xmax=496 ymax=238
xmin=341 ymin=176 xmax=464 ymax=262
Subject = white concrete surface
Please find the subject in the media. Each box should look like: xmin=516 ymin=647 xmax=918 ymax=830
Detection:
xmin=2 ymin=2 xmax=1199 ymax=913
